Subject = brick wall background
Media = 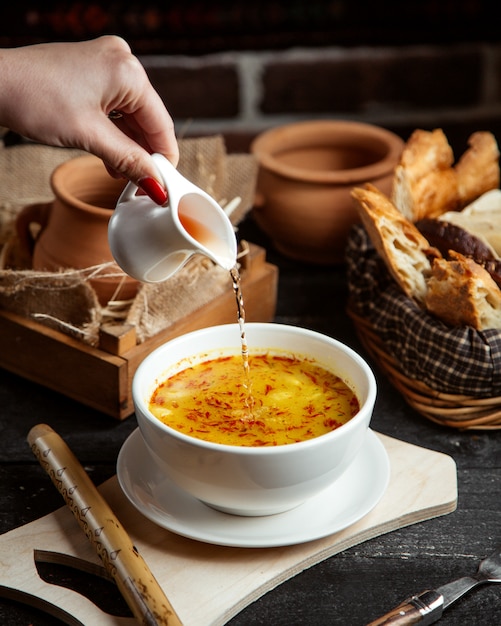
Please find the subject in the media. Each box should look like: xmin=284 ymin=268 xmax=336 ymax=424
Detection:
xmin=1 ymin=2 xmax=501 ymax=156
xmin=143 ymin=42 xmax=501 ymax=157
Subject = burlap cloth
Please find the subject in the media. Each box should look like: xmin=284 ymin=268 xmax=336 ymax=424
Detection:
xmin=0 ymin=136 xmax=257 ymax=346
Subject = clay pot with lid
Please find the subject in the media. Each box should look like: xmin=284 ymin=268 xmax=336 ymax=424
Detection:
xmin=250 ymin=120 xmax=404 ymax=264
xmin=16 ymin=154 xmax=138 ymax=305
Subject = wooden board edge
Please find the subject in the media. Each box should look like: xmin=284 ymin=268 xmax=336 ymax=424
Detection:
xmin=215 ymin=434 xmax=458 ymax=626
xmin=0 ymin=435 xmax=458 ymax=626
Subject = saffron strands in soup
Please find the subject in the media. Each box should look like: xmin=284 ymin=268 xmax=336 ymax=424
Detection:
xmin=149 ymin=247 xmax=361 ymax=447
xmin=149 ymin=354 xmax=360 ymax=447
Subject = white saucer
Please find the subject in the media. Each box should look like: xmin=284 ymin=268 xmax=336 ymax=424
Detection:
xmin=116 ymin=429 xmax=390 ymax=548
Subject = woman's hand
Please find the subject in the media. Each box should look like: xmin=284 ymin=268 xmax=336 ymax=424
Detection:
xmin=0 ymin=35 xmax=178 ymax=203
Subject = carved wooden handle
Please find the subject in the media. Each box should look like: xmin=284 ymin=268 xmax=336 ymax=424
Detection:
xmin=366 ymin=601 xmax=425 ymax=625
xmin=367 ymin=590 xmax=444 ymax=626
xmin=28 ymin=423 xmax=183 ymax=626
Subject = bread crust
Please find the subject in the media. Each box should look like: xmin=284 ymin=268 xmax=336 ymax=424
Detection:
xmin=391 ymin=129 xmax=460 ymax=221
xmin=351 ymin=183 xmax=435 ymax=304
xmin=416 ymin=218 xmax=497 ymax=262
xmin=416 ymin=217 xmax=501 ymax=288
xmin=455 ymin=131 xmax=500 ymax=208
xmin=354 ymin=128 xmax=501 ymax=329
xmin=391 ymin=129 xmax=500 ymax=222
xmin=425 ymin=251 xmax=501 ymax=330
xmin=399 ymin=129 xmax=454 ymax=177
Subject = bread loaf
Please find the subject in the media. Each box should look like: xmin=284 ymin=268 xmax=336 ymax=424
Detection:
xmin=354 ymin=128 xmax=501 ymax=330
xmin=352 ymin=182 xmax=501 ymax=329
xmin=440 ymin=188 xmax=501 ymax=257
xmin=351 ymin=183 xmax=436 ymax=304
xmin=455 ymin=132 xmax=500 ymax=208
xmin=416 ymin=218 xmax=497 ymax=262
xmin=391 ymin=129 xmax=459 ymax=221
xmin=391 ymin=129 xmax=500 ymax=223
xmin=416 ymin=215 xmax=501 ymax=288
xmin=425 ymin=251 xmax=501 ymax=330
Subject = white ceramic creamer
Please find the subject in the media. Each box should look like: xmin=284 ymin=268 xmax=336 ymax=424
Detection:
xmin=108 ymin=153 xmax=237 ymax=282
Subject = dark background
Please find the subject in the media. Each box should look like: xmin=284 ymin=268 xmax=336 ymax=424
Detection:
xmin=0 ymin=1 xmax=499 ymax=55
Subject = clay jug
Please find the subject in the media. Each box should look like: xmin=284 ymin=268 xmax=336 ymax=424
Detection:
xmin=251 ymin=120 xmax=404 ymax=264
xmin=16 ymin=154 xmax=137 ymax=305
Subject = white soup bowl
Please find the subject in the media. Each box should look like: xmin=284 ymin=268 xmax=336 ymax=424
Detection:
xmin=132 ymin=322 xmax=377 ymax=516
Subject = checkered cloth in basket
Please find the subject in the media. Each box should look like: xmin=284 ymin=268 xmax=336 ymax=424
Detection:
xmin=346 ymin=224 xmax=501 ymax=398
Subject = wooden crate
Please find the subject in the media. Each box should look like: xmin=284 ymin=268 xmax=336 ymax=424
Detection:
xmin=0 ymin=244 xmax=278 ymax=419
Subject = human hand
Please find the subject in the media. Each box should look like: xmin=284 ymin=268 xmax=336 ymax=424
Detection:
xmin=0 ymin=35 xmax=178 ymax=204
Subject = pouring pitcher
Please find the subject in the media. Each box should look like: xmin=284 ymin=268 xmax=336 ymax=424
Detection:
xmin=108 ymin=153 xmax=237 ymax=283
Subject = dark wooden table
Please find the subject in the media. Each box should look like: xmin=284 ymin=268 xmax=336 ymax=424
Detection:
xmin=2 ymin=216 xmax=501 ymax=626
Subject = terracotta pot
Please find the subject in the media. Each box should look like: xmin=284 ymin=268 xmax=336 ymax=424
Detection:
xmin=16 ymin=154 xmax=138 ymax=305
xmin=250 ymin=120 xmax=404 ymax=264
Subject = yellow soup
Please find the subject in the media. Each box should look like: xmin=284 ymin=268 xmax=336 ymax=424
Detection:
xmin=149 ymin=353 xmax=360 ymax=447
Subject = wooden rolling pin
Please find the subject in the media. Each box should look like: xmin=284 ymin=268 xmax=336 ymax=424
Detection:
xmin=27 ymin=423 xmax=183 ymax=626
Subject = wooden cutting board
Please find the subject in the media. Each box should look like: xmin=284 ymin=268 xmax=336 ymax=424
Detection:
xmin=0 ymin=433 xmax=457 ymax=625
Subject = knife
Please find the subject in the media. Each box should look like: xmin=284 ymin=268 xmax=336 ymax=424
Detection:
xmin=367 ymin=545 xmax=501 ymax=625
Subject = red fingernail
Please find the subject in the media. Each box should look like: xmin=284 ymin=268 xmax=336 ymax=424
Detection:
xmin=139 ymin=177 xmax=168 ymax=205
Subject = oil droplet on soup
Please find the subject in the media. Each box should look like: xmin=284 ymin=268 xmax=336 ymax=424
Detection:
xmin=149 ymin=353 xmax=360 ymax=447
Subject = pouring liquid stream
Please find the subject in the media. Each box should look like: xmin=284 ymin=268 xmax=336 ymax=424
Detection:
xmin=178 ymin=208 xmax=253 ymax=413
xmin=230 ymin=265 xmax=254 ymax=416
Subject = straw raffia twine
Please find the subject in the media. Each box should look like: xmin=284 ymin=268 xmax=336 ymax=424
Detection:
xmin=0 ymin=137 xmax=257 ymax=346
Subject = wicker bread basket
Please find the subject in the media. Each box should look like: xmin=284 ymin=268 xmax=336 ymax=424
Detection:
xmin=346 ymin=225 xmax=501 ymax=430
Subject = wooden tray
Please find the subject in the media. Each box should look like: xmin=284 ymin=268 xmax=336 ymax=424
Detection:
xmin=0 ymin=433 xmax=457 ymax=625
xmin=0 ymin=243 xmax=278 ymax=420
